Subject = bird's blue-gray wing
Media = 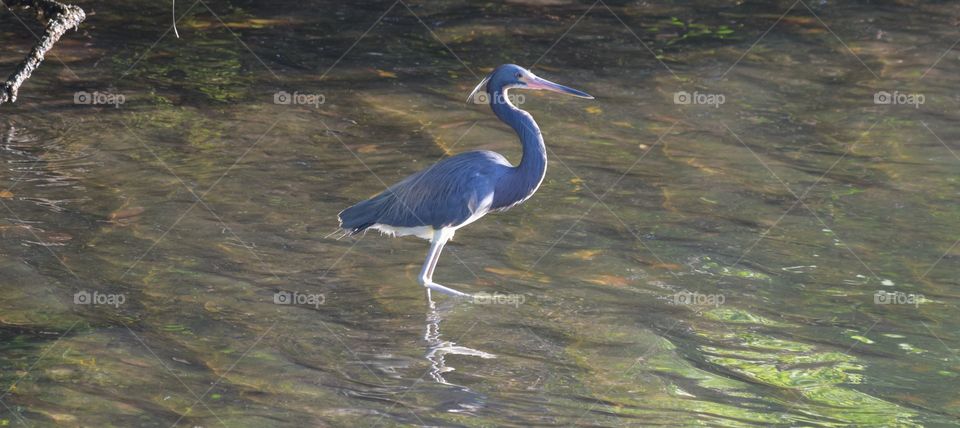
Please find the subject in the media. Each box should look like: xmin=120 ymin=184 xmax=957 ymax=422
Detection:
xmin=338 ymin=151 xmax=510 ymax=233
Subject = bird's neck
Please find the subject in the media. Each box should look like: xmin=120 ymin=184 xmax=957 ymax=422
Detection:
xmin=490 ymin=87 xmax=547 ymax=206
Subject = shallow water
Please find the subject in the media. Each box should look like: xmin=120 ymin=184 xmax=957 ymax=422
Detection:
xmin=1 ymin=0 xmax=959 ymax=426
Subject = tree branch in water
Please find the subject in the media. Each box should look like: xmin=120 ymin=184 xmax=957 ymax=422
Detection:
xmin=0 ymin=0 xmax=85 ymax=105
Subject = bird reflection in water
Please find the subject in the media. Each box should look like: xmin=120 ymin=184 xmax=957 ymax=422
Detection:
xmin=423 ymin=292 xmax=496 ymax=413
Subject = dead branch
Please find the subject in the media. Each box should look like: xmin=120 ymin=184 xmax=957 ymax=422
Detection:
xmin=0 ymin=0 xmax=85 ymax=105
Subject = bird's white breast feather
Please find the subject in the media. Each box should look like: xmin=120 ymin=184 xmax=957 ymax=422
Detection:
xmin=461 ymin=193 xmax=494 ymax=228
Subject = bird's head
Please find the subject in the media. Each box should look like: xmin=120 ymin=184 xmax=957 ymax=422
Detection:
xmin=467 ymin=64 xmax=593 ymax=104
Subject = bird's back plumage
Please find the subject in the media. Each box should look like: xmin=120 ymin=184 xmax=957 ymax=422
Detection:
xmin=338 ymin=150 xmax=513 ymax=236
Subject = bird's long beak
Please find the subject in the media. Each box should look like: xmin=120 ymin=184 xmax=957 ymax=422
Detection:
xmin=526 ymin=75 xmax=594 ymax=99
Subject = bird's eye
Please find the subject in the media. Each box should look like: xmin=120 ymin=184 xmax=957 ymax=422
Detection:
xmin=516 ymin=72 xmax=523 ymax=79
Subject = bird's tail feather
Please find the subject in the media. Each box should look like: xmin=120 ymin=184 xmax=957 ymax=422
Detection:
xmin=337 ymin=196 xmax=386 ymax=235
xmin=323 ymin=228 xmax=352 ymax=240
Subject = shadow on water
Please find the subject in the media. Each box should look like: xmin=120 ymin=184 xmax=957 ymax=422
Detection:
xmin=1 ymin=0 xmax=959 ymax=426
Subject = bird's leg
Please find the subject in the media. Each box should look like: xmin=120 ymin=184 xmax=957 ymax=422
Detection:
xmin=418 ymin=230 xmax=471 ymax=299
xmin=417 ymin=236 xmax=442 ymax=287
xmin=425 ymin=237 xmax=443 ymax=280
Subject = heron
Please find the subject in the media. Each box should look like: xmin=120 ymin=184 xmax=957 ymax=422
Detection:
xmin=337 ymin=64 xmax=593 ymax=298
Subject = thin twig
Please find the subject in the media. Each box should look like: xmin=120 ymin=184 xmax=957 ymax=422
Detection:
xmin=172 ymin=0 xmax=179 ymax=38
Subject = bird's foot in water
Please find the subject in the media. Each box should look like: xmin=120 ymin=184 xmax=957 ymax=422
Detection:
xmin=424 ymin=282 xmax=473 ymax=300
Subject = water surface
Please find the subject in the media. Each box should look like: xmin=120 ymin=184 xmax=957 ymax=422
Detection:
xmin=1 ymin=0 xmax=959 ymax=426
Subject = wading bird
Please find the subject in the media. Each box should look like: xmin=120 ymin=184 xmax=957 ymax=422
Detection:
xmin=337 ymin=64 xmax=593 ymax=298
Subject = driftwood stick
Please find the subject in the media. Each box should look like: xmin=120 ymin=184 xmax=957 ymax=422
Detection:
xmin=0 ymin=0 xmax=85 ymax=105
